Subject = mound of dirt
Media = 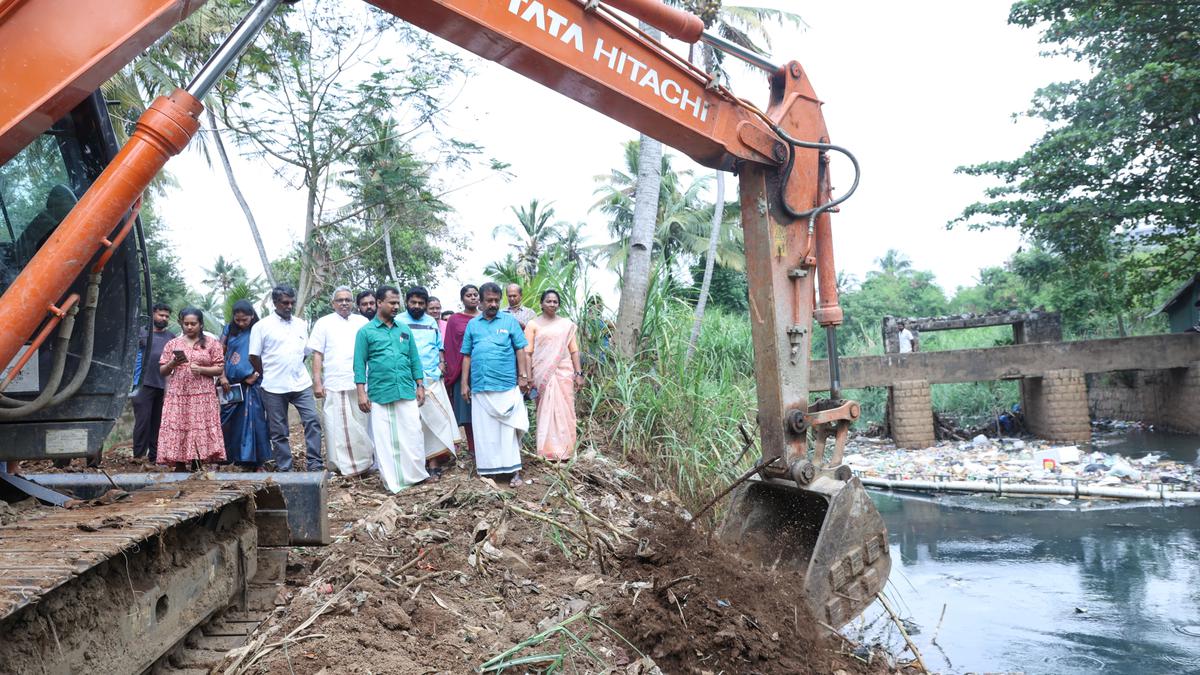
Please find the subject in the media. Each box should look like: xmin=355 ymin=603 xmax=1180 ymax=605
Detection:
xmin=222 ymin=453 xmax=905 ymax=675
xmin=608 ymin=510 xmax=850 ymax=674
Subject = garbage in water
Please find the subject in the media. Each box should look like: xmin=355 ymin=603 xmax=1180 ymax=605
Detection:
xmin=843 ymin=423 xmax=1198 ymax=495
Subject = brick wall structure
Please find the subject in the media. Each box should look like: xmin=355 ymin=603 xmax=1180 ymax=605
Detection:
xmin=1087 ymin=370 xmax=1170 ymax=422
xmin=1162 ymin=362 xmax=1200 ymax=433
xmin=1086 ymin=364 xmax=1199 ymax=433
xmin=1022 ymin=368 xmax=1091 ymax=443
xmin=888 ymin=379 xmax=935 ymax=448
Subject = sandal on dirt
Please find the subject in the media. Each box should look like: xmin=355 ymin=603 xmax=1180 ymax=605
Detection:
xmin=508 ymin=474 xmax=523 ymax=488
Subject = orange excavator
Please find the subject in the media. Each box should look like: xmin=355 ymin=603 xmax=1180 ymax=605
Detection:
xmin=0 ymin=0 xmax=889 ymax=669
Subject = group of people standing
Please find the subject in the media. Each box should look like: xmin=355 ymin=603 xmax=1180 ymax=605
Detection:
xmin=130 ymin=279 xmax=585 ymax=492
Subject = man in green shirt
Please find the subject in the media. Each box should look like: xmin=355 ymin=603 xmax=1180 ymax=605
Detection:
xmin=354 ymin=285 xmax=427 ymax=492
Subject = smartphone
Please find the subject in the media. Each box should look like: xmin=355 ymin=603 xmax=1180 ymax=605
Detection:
xmin=173 ymin=349 xmax=188 ymax=362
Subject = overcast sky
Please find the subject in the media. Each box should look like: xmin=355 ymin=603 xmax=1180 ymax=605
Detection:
xmin=158 ymin=0 xmax=1089 ymax=310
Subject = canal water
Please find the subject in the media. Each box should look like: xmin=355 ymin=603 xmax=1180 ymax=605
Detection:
xmin=858 ymin=432 xmax=1200 ymax=675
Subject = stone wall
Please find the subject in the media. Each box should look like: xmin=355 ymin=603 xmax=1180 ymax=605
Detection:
xmin=1022 ymin=368 xmax=1091 ymax=443
xmin=1087 ymin=370 xmax=1170 ymax=422
xmin=888 ymin=379 xmax=935 ymax=448
xmin=1086 ymin=364 xmax=1200 ymax=433
xmin=1163 ymin=362 xmax=1200 ymax=433
xmin=881 ymin=310 xmax=1062 ymax=354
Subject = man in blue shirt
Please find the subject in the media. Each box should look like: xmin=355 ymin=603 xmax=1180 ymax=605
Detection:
xmin=462 ymin=282 xmax=530 ymax=487
xmin=402 ymin=286 xmax=460 ymax=479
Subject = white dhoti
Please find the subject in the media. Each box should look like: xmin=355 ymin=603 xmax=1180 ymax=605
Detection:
xmin=420 ymin=379 xmax=461 ymax=461
xmin=471 ymin=387 xmax=528 ymax=476
xmin=323 ymin=389 xmax=374 ymax=476
xmin=369 ymin=399 xmax=427 ymax=492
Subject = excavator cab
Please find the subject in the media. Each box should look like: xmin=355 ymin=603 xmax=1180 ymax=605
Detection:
xmin=0 ymin=91 xmax=144 ymax=465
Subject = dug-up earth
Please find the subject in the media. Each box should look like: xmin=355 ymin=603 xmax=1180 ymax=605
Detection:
xmin=218 ymin=452 xmax=911 ymax=675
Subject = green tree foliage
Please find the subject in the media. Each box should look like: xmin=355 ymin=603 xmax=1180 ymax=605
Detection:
xmin=139 ymin=207 xmax=190 ymax=313
xmin=592 ymin=140 xmax=742 ymax=271
xmin=953 ymin=0 xmax=1200 ymax=300
xmin=483 ymin=254 xmax=522 ymax=287
xmin=841 ymin=250 xmax=948 ymax=333
xmin=492 ymin=199 xmax=563 ymax=280
xmin=683 ymin=263 xmax=748 ymax=313
xmin=201 ymin=255 xmax=248 ymax=298
xmin=224 ymin=3 xmax=469 ymax=312
xmin=553 ymin=221 xmax=597 ymax=268
xmin=949 ymin=246 xmax=1165 ymax=338
xmin=949 ymin=264 xmax=1040 ymax=315
xmin=334 ymin=118 xmax=458 ymax=295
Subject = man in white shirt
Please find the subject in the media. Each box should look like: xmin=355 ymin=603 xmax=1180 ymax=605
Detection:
xmin=308 ymin=286 xmax=372 ymax=476
xmin=898 ymin=322 xmax=917 ymax=354
xmin=250 ymin=285 xmax=324 ymax=472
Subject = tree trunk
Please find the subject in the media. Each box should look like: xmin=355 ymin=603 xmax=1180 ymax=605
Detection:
xmin=383 ymin=218 xmax=399 ymax=281
xmin=686 ymin=170 xmax=725 ymax=362
xmin=613 ymin=133 xmax=663 ymax=358
xmin=296 ymin=179 xmax=318 ymax=315
xmin=612 ymin=24 xmax=664 ymax=358
xmin=206 ymin=109 xmax=276 ymax=289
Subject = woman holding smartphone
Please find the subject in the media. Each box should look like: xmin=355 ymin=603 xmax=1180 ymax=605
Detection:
xmin=158 ymin=307 xmax=226 ymax=470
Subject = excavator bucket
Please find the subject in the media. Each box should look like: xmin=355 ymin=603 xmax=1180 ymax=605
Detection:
xmin=718 ymin=474 xmax=890 ymax=628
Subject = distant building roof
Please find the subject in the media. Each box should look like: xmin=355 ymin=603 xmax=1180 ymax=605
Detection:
xmin=1147 ymin=273 xmax=1200 ymax=318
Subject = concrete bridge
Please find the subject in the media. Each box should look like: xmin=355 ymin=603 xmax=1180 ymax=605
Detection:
xmin=808 ymin=333 xmax=1200 ymax=447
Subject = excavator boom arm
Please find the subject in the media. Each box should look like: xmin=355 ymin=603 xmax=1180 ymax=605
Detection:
xmin=0 ymin=0 xmax=205 ymax=166
xmin=374 ymin=0 xmax=784 ymax=171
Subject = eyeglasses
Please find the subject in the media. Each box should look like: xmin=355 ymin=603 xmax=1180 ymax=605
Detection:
xmin=334 ymin=298 xmax=353 ymax=303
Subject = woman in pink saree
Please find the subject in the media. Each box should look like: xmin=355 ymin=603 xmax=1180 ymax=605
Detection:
xmin=524 ymin=290 xmax=584 ymax=461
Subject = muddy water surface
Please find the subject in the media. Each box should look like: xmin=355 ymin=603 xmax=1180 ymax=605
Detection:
xmin=858 ymin=432 xmax=1200 ymax=675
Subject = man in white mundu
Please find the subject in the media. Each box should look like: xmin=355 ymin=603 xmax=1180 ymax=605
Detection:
xmin=308 ymin=286 xmax=372 ymax=476
xmin=399 ymin=286 xmax=460 ymax=480
xmin=461 ymin=282 xmax=531 ymax=488
xmin=353 ymin=286 xmax=428 ymax=492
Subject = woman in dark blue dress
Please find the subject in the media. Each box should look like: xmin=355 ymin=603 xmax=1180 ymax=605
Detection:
xmin=219 ymin=300 xmax=270 ymax=469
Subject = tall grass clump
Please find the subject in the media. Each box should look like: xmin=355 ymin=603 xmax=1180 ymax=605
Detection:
xmin=578 ymin=275 xmax=1036 ymax=511
xmin=579 ymin=291 xmax=757 ymax=512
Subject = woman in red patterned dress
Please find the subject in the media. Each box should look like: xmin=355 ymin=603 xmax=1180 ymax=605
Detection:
xmin=158 ymin=307 xmax=226 ymax=470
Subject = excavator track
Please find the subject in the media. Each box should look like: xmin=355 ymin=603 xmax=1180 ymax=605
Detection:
xmin=148 ymin=606 xmax=273 ymax=674
xmin=0 ymin=480 xmax=289 ymax=675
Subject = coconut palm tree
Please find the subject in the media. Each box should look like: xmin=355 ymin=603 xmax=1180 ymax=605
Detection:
xmin=493 ymin=199 xmax=563 ymax=280
xmin=593 ymin=141 xmax=738 ymax=272
xmin=483 ymin=255 xmax=523 ymax=287
xmin=552 ymin=221 xmax=597 ymax=268
xmin=222 ymin=277 xmax=269 ymax=322
xmin=873 ymin=249 xmax=914 ymax=278
xmin=611 ymin=21 xmax=667 ymax=359
xmin=202 ymin=255 xmax=248 ymax=298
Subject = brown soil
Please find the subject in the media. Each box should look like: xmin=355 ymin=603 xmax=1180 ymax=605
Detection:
xmin=11 ymin=424 xmax=910 ymax=674
xmin=223 ymin=453 xmax=907 ymax=675
xmin=610 ymin=512 xmax=845 ymax=674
